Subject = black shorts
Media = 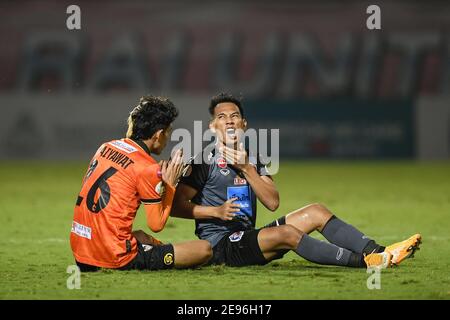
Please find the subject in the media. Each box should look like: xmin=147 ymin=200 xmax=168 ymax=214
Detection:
xmin=210 ymin=216 xmax=289 ymax=267
xmin=76 ymin=242 xmax=175 ymax=272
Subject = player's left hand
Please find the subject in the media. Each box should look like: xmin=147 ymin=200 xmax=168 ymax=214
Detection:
xmin=161 ymin=148 xmax=185 ymax=187
xmin=132 ymin=230 xmax=164 ymax=246
xmin=219 ymin=143 xmax=251 ymax=172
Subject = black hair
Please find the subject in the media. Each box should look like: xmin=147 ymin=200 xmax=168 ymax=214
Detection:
xmin=209 ymin=93 xmax=244 ymax=117
xmin=126 ymin=95 xmax=178 ymax=140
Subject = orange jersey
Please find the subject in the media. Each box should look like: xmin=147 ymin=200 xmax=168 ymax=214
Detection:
xmin=70 ymin=138 xmax=175 ymax=268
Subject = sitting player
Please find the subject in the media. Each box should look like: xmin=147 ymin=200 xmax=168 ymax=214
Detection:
xmin=171 ymin=93 xmax=421 ymax=269
xmin=70 ymin=95 xmax=212 ymax=272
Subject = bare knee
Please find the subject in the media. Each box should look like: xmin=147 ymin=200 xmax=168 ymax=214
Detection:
xmin=287 ymin=203 xmax=333 ymax=232
xmin=307 ymin=203 xmax=329 ymax=214
xmin=279 ymin=224 xmax=304 ymax=248
xmin=306 ymin=203 xmax=333 ymax=227
xmin=198 ymin=240 xmax=213 ymax=263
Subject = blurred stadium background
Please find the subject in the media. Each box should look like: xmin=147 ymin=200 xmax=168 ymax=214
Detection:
xmin=0 ymin=0 xmax=449 ymax=300
xmin=1 ymin=0 xmax=449 ymax=160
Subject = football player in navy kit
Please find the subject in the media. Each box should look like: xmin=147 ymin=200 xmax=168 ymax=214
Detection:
xmin=171 ymin=93 xmax=421 ymax=269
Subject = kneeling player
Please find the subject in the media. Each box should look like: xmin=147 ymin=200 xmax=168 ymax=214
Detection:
xmin=171 ymin=93 xmax=421 ymax=269
xmin=70 ymin=96 xmax=212 ymax=272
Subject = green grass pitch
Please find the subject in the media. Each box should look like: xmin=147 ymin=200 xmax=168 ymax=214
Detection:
xmin=1 ymin=161 xmax=449 ymax=299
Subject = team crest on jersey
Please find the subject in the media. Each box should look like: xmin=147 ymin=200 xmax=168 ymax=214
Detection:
xmin=217 ymin=157 xmax=227 ymax=169
xmin=229 ymin=231 xmax=244 ymax=242
xmin=234 ymin=178 xmax=247 ymax=185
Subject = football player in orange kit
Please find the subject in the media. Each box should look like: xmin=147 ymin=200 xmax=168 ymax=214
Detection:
xmin=70 ymin=95 xmax=212 ymax=272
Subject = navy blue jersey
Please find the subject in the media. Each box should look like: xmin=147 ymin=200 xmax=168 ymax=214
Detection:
xmin=179 ymin=148 xmax=269 ymax=247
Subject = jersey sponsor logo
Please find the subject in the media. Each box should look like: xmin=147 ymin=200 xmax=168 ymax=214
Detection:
xmin=220 ymin=169 xmax=230 ymax=176
xmin=227 ymin=186 xmax=252 ymax=217
xmin=217 ymin=157 xmax=227 ymax=169
xmin=71 ymin=221 xmax=92 ymax=240
xmin=164 ymin=253 xmax=174 ymax=265
xmin=229 ymin=231 xmax=244 ymax=242
xmin=234 ymin=177 xmax=247 ymax=185
xmin=109 ymin=140 xmax=138 ymax=154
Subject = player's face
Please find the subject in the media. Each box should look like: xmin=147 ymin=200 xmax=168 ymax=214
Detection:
xmin=210 ymin=102 xmax=246 ymax=146
xmin=154 ymin=125 xmax=173 ymax=155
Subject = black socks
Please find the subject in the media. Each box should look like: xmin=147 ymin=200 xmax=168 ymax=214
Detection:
xmin=321 ymin=215 xmax=384 ymax=254
xmin=295 ymin=233 xmax=365 ymax=268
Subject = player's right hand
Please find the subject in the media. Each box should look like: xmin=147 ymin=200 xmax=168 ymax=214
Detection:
xmin=161 ymin=149 xmax=185 ymax=187
xmin=214 ymin=197 xmax=241 ymax=221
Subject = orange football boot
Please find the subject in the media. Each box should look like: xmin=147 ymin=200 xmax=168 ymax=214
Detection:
xmin=385 ymin=234 xmax=422 ymax=266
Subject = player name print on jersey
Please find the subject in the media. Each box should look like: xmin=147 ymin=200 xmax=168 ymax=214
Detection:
xmin=99 ymin=145 xmax=135 ymax=169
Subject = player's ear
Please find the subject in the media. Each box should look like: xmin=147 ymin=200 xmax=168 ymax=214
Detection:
xmin=243 ymin=118 xmax=247 ymax=130
xmin=154 ymin=129 xmax=164 ymax=141
xmin=209 ymin=119 xmax=216 ymax=133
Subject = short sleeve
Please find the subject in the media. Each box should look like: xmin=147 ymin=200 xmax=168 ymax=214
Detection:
xmin=136 ymin=164 xmax=164 ymax=204
xmin=179 ymin=162 xmax=209 ymax=191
